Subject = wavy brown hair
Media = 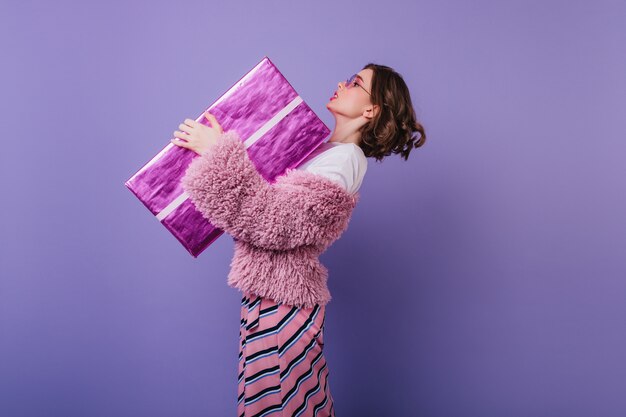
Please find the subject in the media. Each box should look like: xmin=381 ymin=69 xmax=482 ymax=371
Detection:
xmin=357 ymin=63 xmax=426 ymax=162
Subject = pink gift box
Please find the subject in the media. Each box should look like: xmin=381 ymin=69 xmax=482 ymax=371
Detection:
xmin=125 ymin=56 xmax=330 ymax=257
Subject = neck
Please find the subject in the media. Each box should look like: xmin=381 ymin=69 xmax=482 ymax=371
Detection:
xmin=327 ymin=115 xmax=364 ymax=145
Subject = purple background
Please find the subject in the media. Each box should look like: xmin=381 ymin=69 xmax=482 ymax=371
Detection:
xmin=1 ymin=1 xmax=625 ymax=416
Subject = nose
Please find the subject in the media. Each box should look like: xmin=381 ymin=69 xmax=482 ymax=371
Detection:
xmin=337 ymin=81 xmax=344 ymax=90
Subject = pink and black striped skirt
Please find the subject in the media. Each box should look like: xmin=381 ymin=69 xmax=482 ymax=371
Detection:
xmin=237 ymin=291 xmax=336 ymax=417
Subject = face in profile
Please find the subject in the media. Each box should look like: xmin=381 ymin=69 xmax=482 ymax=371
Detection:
xmin=326 ymin=68 xmax=378 ymax=121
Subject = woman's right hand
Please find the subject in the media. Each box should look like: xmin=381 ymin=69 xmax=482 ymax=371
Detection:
xmin=171 ymin=111 xmax=224 ymax=155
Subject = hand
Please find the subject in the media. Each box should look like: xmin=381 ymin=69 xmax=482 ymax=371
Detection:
xmin=171 ymin=111 xmax=224 ymax=155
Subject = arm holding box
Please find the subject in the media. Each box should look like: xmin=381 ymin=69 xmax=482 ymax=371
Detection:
xmin=181 ymin=130 xmax=358 ymax=251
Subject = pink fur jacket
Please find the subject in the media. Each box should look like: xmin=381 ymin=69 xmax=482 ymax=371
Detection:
xmin=181 ymin=130 xmax=360 ymax=308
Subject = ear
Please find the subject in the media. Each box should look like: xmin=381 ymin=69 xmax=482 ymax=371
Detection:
xmin=363 ymin=104 xmax=380 ymax=120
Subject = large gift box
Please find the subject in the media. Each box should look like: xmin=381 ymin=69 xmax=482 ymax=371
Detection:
xmin=125 ymin=56 xmax=331 ymax=257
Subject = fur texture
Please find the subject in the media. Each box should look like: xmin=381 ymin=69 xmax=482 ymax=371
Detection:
xmin=181 ymin=130 xmax=360 ymax=308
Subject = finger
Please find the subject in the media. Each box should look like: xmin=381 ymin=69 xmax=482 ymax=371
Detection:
xmin=173 ymin=130 xmax=191 ymax=141
xmin=183 ymin=118 xmax=198 ymax=128
xmin=178 ymin=123 xmax=193 ymax=134
xmin=204 ymin=111 xmax=223 ymax=133
xmin=170 ymin=137 xmax=190 ymax=148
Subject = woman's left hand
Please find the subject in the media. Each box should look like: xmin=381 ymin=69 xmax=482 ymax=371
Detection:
xmin=171 ymin=111 xmax=224 ymax=155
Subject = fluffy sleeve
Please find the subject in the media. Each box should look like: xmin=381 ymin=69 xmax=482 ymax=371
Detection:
xmin=180 ymin=130 xmax=358 ymax=251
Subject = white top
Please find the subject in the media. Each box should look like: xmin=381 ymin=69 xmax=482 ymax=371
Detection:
xmin=295 ymin=140 xmax=368 ymax=195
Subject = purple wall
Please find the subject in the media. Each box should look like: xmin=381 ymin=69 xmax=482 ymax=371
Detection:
xmin=1 ymin=1 xmax=625 ymax=416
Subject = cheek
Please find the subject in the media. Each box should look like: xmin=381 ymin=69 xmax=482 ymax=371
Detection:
xmin=344 ymin=96 xmax=369 ymax=117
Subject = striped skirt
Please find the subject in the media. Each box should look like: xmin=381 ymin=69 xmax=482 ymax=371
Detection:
xmin=237 ymin=291 xmax=336 ymax=417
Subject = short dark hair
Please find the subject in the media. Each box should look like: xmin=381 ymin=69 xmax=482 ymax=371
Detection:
xmin=357 ymin=63 xmax=427 ymax=162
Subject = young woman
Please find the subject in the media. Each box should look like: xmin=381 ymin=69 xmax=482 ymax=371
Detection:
xmin=172 ymin=63 xmax=426 ymax=417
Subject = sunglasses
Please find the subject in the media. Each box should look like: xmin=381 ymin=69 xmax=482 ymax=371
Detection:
xmin=345 ymin=73 xmax=371 ymax=96
xmin=343 ymin=74 xmax=390 ymax=107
